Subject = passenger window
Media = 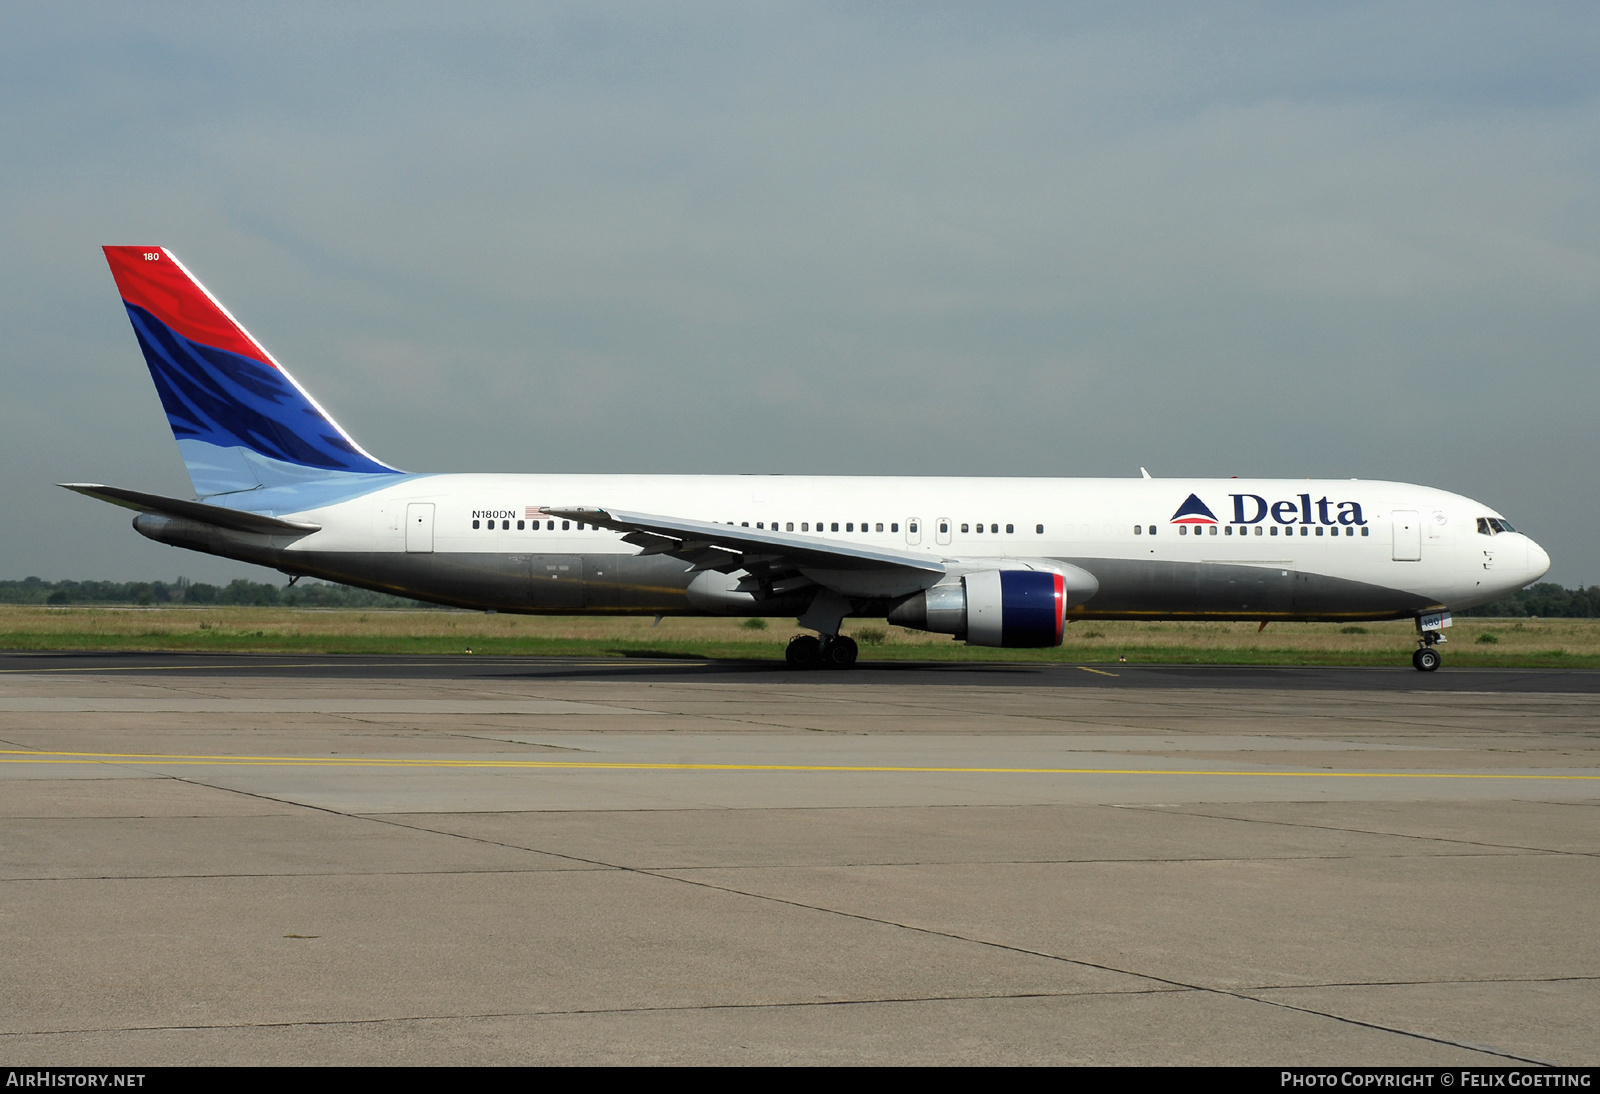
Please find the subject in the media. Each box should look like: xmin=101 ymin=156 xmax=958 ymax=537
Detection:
xmin=846 ymin=523 xmax=854 ymax=532
xmin=1316 ymin=527 xmax=1324 ymax=536
xmin=975 ymin=523 xmax=983 ymax=534
xmin=1224 ymin=526 xmax=1232 ymax=535
xmin=876 ymin=523 xmax=884 ymax=532
xmin=502 ymin=520 xmax=510 ymax=530
xmin=961 ymin=523 xmax=969 ymax=533
xmin=831 ymin=523 xmax=839 ymax=532
xmin=1134 ymin=525 xmax=1142 ymax=535
xmin=472 ymin=519 xmax=480 ymax=529
xmin=891 ymin=523 xmax=899 ymax=532
xmin=516 ymin=520 xmax=524 ymax=530
xmin=1037 ymin=525 xmax=1044 ymax=534
xmin=991 ymin=524 xmax=999 ymax=533
xmin=1361 ymin=527 xmax=1370 ymax=536
xmin=801 ymin=522 xmax=809 ymax=532
xmin=1148 ymin=526 xmax=1156 ymax=535
xmin=786 ymin=523 xmax=794 ymax=531
xmin=562 ymin=521 xmax=570 ymax=530
xmin=1207 ymin=526 xmax=1216 ymax=535
xmin=1006 ymin=524 xmax=1013 ymax=534
xmin=742 ymin=522 xmax=749 ymax=527
xmin=1270 ymin=526 xmax=1278 ymax=536
xmin=939 ymin=522 xmax=948 ymax=534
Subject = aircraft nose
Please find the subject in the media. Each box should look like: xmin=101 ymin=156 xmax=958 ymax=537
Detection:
xmin=1526 ymin=538 xmax=1551 ymax=582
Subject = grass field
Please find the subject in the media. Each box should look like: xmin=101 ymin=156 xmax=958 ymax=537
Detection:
xmin=0 ymin=605 xmax=1595 ymax=667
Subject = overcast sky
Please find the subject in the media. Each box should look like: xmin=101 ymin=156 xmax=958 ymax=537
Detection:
xmin=3 ymin=3 xmax=1597 ymax=585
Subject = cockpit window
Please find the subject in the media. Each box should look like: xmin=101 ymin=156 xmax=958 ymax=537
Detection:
xmin=1477 ymin=517 xmax=1492 ymax=535
xmin=1478 ymin=517 xmax=1517 ymax=535
xmin=1495 ymin=518 xmax=1515 ymax=533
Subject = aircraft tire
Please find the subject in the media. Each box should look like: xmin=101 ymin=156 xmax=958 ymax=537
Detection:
xmin=786 ymin=635 xmax=821 ymax=669
xmin=826 ymin=635 xmax=860 ymax=668
xmin=1413 ymin=647 xmax=1441 ymax=672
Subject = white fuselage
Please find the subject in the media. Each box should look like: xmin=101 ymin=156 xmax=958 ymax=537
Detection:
xmin=213 ymin=474 xmax=1548 ymax=620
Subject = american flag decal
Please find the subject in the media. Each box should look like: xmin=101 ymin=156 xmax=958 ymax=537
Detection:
xmin=526 ymin=506 xmax=542 ymax=519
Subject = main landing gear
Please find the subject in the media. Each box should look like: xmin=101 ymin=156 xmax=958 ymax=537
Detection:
xmin=785 ymin=633 xmax=859 ymax=669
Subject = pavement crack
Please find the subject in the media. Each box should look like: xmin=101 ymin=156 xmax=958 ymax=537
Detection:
xmin=326 ymin=814 xmax=1560 ymax=1065
xmin=0 ymin=985 xmax=1191 ymax=1039
xmin=1247 ymin=974 xmax=1600 ymax=990
xmin=1123 ymin=804 xmax=1599 ymax=858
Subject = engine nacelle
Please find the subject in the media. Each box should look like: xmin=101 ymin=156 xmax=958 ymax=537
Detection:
xmin=887 ymin=568 xmax=1076 ymax=648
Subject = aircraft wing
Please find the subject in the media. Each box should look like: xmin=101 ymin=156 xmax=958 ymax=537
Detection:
xmin=542 ymin=506 xmax=946 ymax=597
xmin=60 ymin=484 xmax=322 ymax=536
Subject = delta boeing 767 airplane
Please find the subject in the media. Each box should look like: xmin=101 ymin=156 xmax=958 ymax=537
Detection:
xmin=65 ymin=246 xmax=1551 ymax=671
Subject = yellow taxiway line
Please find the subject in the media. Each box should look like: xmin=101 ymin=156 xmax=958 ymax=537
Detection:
xmin=0 ymin=749 xmax=1595 ymax=780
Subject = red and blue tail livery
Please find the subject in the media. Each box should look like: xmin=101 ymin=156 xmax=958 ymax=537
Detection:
xmin=102 ymin=246 xmax=399 ymax=497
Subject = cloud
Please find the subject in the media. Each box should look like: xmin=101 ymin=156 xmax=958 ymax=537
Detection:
xmin=1 ymin=3 xmax=1597 ymax=581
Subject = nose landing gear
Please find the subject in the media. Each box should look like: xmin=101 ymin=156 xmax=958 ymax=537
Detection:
xmin=1412 ymin=643 xmax=1441 ymax=672
xmin=1412 ymin=613 xmax=1447 ymax=672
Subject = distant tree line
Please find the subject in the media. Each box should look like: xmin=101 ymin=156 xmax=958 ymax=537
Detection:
xmin=0 ymin=576 xmax=439 ymax=609
xmin=1460 ymin=582 xmax=1600 ymax=618
xmin=2 ymin=575 xmax=1595 ymax=617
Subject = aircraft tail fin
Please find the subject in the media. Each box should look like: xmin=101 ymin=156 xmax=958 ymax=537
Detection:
xmin=101 ymin=246 xmax=401 ymax=498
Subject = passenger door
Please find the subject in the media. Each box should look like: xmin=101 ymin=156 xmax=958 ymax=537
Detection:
xmin=1391 ymin=510 xmax=1421 ymax=562
xmin=405 ymin=503 xmax=434 ymax=554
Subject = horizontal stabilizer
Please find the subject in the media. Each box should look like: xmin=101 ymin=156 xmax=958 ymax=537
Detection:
xmin=59 ymin=483 xmax=321 ymax=536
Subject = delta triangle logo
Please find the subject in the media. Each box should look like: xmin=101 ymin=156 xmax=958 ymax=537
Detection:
xmin=1170 ymin=493 xmax=1218 ymax=525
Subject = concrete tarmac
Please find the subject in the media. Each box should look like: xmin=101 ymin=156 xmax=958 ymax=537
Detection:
xmin=1 ymin=656 xmax=1596 ymax=1064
